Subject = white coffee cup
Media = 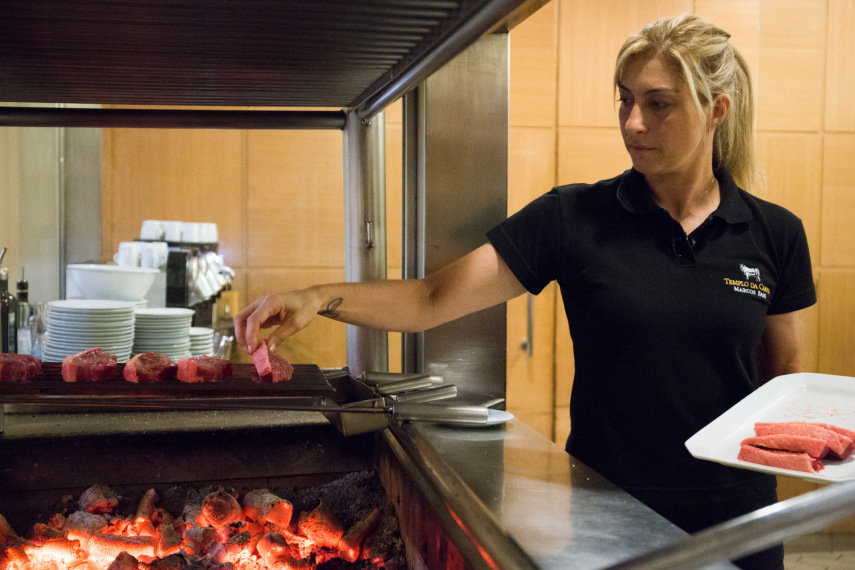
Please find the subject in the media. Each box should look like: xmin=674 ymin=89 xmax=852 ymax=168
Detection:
xmin=182 ymin=222 xmax=202 ymax=243
xmin=140 ymin=219 xmax=163 ymax=241
xmin=140 ymin=241 xmax=169 ymax=269
xmin=113 ymin=241 xmax=142 ymax=267
xmin=161 ymin=221 xmax=183 ymax=242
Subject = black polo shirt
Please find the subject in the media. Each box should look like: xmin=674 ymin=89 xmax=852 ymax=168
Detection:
xmin=487 ymin=168 xmax=816 ymax=495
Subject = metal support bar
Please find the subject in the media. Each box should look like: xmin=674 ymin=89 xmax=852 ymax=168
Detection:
xmin=0 ymin=106 xmax=347 ymax=130
xmin=606 ymin=478 xmax=855 ymax=570
xmin=343 ymin=110 xmax=388 ymax=376
xmin=355 ymin=0 xmax=528 ymax=120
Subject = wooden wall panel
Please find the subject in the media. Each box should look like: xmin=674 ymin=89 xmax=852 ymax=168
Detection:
xmin=818 ymin=269 xmax=855 ymax=376
xmin=825 ymin=0 xmax=855 ymax=132
xmin=507 ymin=126 xmax=557 ymax=438
xmin=557 ymin=0 xmax=691 ymax=129
xmin=820 ymin=134 xmax=855 ymax=266
xmin=557 ymin=127 xmax=629 ymax=183
xmin=510 ymin=2 xmax=557 ymax=128
xmin=245 ymin=130 xmax=344 ymax=269
xmin=695 ymin=0 xmax=760 ymax=83
xmin=385 ymin=100 xmax=403 ymax=372
xmin=101 ymin=129 xmax=244 ymax=266
xmin=757 ymin=0 xmax=826 ymax=131
xmin=756 ymin=133 xmax=823 ymax=259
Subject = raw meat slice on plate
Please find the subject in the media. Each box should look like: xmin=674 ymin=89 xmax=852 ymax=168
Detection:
xmin=754 ymin=422 xmax=854 ymax=460
xmin=737 ymin=445 xmax=824 ymax=473
xmin=61 ymin=347 xmax=118 ymax=382
xmin=739 ymin=434 xmax=829 ymax=459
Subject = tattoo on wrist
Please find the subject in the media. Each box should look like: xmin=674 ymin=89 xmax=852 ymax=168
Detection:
xmin=319 ymin=297 xmax=343 ymax=318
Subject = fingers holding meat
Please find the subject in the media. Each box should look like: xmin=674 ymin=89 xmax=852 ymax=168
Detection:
xmin=234 ymin=289 xmax=322 ymax=355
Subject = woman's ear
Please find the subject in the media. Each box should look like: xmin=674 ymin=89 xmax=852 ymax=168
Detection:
xmin=710 ymin=93 xmax=731 ymax=130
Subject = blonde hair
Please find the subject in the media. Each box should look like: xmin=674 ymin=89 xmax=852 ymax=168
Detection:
xmin=614 ymin=14 xmax=758 ymax=190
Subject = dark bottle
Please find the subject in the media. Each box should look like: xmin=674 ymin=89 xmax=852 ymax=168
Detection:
xmin=1 ymin=267 xmax=18 ymax=353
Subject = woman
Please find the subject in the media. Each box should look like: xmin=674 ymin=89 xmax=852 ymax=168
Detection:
xmin=235 ymin=15 xmax=815 ymax=569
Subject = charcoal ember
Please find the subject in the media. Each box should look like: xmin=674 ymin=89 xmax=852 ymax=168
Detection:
xmin=155 ymin=523 xmax=184 ymax=557
xmin=0 ymin=513 xmax=22 ymax=545
xmin=107 ymin=551 xmax=139 ymax=570
xmin=31 ymin=536 xmax=85 ymax=565
xmin=124 ymin=353 xmax=178 ymax=383
xmin=338 ymin=507 xmax=382 ymax=563
xmin=27 ymin=522 xmax=65 ymax=543
xmin=80 ymin=484 xmax=119 ymax=515
xmin=64 ymin=511 xmax=109 ymax=538
xmin=181 ymin=526 xmax=220 ymax=557
xmin=176 ymin=355 xmax=232 ymax=383
xmin=298 ymin=500 xmax=344 ymax=550
xmin=61 ymin=347 xmax=119 ymax=382
xmin=360 ymin=504 xmax=406 ymax=569
xmin=242 ymin=489 xmax=293 ymax=527
xmin=201 ymin=489 xmax=243 ymax=527
xmin=86 ymin=533 xmax=156 ymax=560
xmin=0 ymin=353 xmax=41 ymax=381
xmin=278 ymin=527 xmax=315 ymax=560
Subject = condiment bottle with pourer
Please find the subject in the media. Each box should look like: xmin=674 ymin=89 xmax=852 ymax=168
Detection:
xmin=16 ymin=268 xmax=30 ymax=354
xmin=0 ymin=267 xmax=18 ymax=353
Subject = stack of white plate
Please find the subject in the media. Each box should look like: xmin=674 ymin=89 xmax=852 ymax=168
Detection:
xmin=189 ymin=327 xmax=216 ymax=357
xmin=132 ymin=308 xmax=195 ymax=361
xmin=43 ymin=300 xmax=136 ymax=363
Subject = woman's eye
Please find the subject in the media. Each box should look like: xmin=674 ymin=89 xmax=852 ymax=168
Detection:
xmin=651 ymin=100 xmax=670 ymax=110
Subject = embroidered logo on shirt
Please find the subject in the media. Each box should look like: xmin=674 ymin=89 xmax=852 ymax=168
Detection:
xmin=739 ymin=264 xmax=761 ymax=282
xmin=724 ymin=264 xmax=770 ymax=299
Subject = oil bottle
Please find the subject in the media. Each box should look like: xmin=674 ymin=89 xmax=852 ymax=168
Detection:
xmin=0 ymin=267 xmax=18 ymax=353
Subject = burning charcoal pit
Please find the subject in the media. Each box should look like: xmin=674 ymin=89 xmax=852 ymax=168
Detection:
xmin=0 ymin=471 xmax=406 ymax=570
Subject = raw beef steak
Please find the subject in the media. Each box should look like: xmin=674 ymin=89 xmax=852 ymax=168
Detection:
xmin=0 ymin=353 xmax=42 ymax=382
xmin=61 ymin=348 xmax=119 ymax=382
xmin=754 ymin=422 xmax=854 ymax=460
xmin=739 ymin=434 xmax=829 ymax=459
xmin=252 ymin=343 xmax=294 ymax=383
xmin=738 ymin=444 xmax=824 ymax=473
xmin=176 ymin=355 xmax=232 ymax=383
xmin=123 ymin=352 xmax=178 ymax=383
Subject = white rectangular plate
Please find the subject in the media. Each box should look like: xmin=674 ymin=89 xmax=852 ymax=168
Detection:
xmin=685 ymin=373 xmax=855 ymax=483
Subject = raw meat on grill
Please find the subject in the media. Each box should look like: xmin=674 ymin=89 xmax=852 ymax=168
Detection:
xmin=0 ymin=352 xmax=41 ymax=382
xmin=252 ymin=342 xmax=294 ymax=383
xmin=754 ymin=422 xmax=854 ymax=460
xmin=61 ymin=347 xmax=119 ymax=382
xmin=176 ymin=355 xmax=232 ymax=383
xmin=123 ymin=352 xmax=177 ymax=383
xmin=740 ymin=435 xmax=830 ymax=459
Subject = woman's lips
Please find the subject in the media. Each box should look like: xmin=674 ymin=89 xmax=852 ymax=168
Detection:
xmin=627 ymin=144 xmax=655 ymax=152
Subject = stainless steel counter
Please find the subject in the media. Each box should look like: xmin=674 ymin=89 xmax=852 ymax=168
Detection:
xmin=401 ymin=416 xmax=737 ymax=569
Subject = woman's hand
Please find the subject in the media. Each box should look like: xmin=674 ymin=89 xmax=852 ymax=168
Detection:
xmin=233 ymin=288 xmax=322 ymax=354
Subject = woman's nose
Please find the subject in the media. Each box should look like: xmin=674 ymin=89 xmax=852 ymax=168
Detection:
xmin=624 ymin=104 xmax=645 ymax=133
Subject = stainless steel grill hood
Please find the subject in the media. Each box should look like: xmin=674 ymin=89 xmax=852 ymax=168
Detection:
xmin=0 ymin=0 xmax=544 ymax=120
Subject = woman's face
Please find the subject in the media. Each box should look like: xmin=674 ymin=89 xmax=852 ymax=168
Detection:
xmin=617 ymin=54 xmax=714 ymax=180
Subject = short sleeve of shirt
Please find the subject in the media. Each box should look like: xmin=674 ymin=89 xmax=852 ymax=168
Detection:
xmin=767 ymin=216 xmax=816 ymax=315
xmin=486 ymin=190 xmax=563 ymax=295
